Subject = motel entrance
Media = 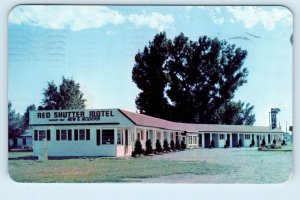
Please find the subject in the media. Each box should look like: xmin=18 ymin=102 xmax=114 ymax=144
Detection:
xmin=198 ymin=134 xmax=202 ymax=147
xmin=232 ymin=134 xmax=238 ymax=147
xmin=204 ymin=133 xmax=210 ymax=148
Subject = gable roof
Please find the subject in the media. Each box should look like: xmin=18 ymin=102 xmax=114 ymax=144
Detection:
xmin=119 ymin=109 xmax=283 ymax=133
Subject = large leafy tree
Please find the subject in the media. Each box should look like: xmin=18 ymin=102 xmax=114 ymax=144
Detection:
xmin=132 ymin=32 xmax=255 ymax=125
xmin=39 ymin=77 xmax=86 ymax=110
xmin=8 ymin=101 xmax=23 ymax=139
xmin=132 ymin=32 xmax=172 ymax=119
xmin=22 ymin=104 xmax=36 ymax=131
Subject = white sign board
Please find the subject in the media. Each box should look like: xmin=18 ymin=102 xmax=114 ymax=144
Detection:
xmin=29 ymin=109 xmax=120 ymax=125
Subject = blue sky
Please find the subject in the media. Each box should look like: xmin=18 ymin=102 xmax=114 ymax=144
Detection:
xmin=8 ymin=5 xmax=293 ymax=128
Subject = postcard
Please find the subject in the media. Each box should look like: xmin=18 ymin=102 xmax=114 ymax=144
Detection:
xmin=8 ymin=5 xmax=293 ymax=183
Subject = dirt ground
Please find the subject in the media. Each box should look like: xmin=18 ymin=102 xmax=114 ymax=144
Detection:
xmin=133 ymin=147 xmax=293 ymax=183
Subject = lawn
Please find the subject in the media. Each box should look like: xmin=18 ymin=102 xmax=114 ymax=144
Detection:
xmin=8 ymin=152 xmax=232 ymax=183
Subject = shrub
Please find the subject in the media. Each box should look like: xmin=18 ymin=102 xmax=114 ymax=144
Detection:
xmin=210 ymin=139 xmax=215 ymax=148
xmin=134 ymin=140 xmax=143 ymax=157
xmin=238 ymin=138 xmax=243 ymax=147
xmin=251 ymin=138 xmax=255 ymax=147
xmin=163 ymin=139 xmax=170 ymax=152
xmin=155 ymin=139 xmax=162 ymax=153
xmin=181 ymin=140 xmax=186 ymax=150
xmin=225 ymin=139 xmax=230 ymax=148
xmin=170 ymin=140 xmax=175 ymax=150
xmin=261 ymin=138 xmax=266 ymax=146
xmin=175 ymin=139 xmax=181 ymax=150
xmin=145 ymin=139 xmax=153 ymax=155
xmin=273 ymin=138 xmax=276 ymax=145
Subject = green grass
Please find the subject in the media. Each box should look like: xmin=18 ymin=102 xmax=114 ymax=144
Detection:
xmin=8 ymin=152 xmax=233 ymax=183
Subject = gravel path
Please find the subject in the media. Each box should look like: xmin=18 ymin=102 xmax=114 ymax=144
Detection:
xmin=137 ymin=147 xmax=293 ymax=183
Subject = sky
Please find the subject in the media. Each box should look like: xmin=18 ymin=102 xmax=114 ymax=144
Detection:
xmin=8 ymin=5 xmax=293 ymax=129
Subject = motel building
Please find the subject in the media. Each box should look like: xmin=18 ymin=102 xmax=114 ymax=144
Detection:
xmin=29 ymin=109 xmax=284 ymax=157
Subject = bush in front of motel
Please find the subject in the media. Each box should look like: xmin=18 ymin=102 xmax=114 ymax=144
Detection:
xmin=210 ymin=139 xmax=215 ymax=148
xmin=175 ymin=139 xmax=181 ymax=150
xmin=134 ymin=139 xmax=143 ymax=157
xmin=163 ymin=139 xmax=170 ymax=152
xmin=155 ymin=139 xmax=162 ymax=154
xmin=170 ymin=140 xmax=175 ymax=151
xmin=250 ymin=138 xmax=255 ymax=147
xmin=261 ymin=138 xmax=266 ymax=146
xmin=145 ymin=139 xmax=153 ymax=155
xmin=224 ymin=139 xmax=230 ymax=148
xmin=180 ymin=140 xmax=186 ymax=150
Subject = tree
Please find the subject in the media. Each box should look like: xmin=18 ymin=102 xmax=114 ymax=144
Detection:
xmin=163 ymin=139 xmax=170 ymax=152
xmin=40 ymin=77 xmax=86 ymax=110
xmin=155 ymin=139 xmax=162 ymax=153
xmin=181 ymin=140 xmax=186 ymax=150
xmin=134 ymin=140 xmax=143 ymax=157
xmin=8 ymin=101 xmax=23 ymax=139
xmin=214 ymin=101 xmax=255 ymax=125
xmin=22 ymin=104 xmax=36 ymax=132
xmin=132 ymin=32 xmax=255 ymax=125
xmin=132 ymin=32 xmax=172 ymax=120
xmin=170 ymin=140 xmax=175 ymax=150
xmin=175 ymin=139 xmax=181 ymax=150
xmin=145 ymin=139 xmax=153 ymax=155
xmin=251 ymin=138 xmax=255 ymax=147
xmin=262 ymin=138 xmax=266 ymax=146
xmin=210 ymin=139 xmax=215 ymax=148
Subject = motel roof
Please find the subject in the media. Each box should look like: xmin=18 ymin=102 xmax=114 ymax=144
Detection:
xmin=119 ymin=109 xmax=283 ymax=134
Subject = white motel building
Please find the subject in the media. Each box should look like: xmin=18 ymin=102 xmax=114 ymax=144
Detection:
xmin=29 ymin=109 xmax=284 ymax=157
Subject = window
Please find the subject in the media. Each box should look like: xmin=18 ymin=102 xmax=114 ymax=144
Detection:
xmin=86 ymin=129 xmax=90 ymax=140
xmin=34 ymin=130 xmax=38 ymax=141
xmin=56 ymin=130 xmax=60 ymax=141
xmin=23 ymin=138 xmax=26 ymax=145
xmin=102 ymin=129 xmax=114 ymax=144
xmin=79 ymin=129 xmax=85 ymax=140
xmin=68 ymin=130 xmax=72 ymax=141
xmin=61 ymin=130 xmax=67 ymax=140
xmin=96 ymin=129 xmax=101 ymax=146
xmin=245 ymin=134 xmax=251 ymax=140
xmin=47 ymin=130 xmax=51 ymax=141
xmin=39 ymin=130 xmax=46 ymax=141
xmin=188 ymin=136 xmax=192 ymax=144
xmin=74 ymin=129 xmax=78 ymax=140
xmin=220 ymin=134 xmax=225 ymax=140
xmin=192 ymin=136 xmax=197 ymax=144
xmin=117 ymin=129 xmax=122 ymax=145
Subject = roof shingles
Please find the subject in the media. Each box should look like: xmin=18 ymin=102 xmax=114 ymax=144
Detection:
xmin=119 ymin=109 xmax=283 ymax=133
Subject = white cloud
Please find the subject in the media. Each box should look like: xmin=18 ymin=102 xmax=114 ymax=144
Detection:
xmin=212 ymin=16 xmax=224 ymax=25
xmin=185 ymin=6 xmax=193 ymax=11
xmin=9 ymin=5 xmax=175 ymax=32
xmin=9 ymin=5 xmax=125 ymax=31
xmin=198 ymin=6 xmax=225 ymax=25
xmin=226 ymin=6 xmax=292 ymax=31
xmin=128 ymin=12 xmax=174 ymax=31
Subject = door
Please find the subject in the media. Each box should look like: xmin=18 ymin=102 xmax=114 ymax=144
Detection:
xmin=204 ymin=133 xmax=210 ymax=148
xmin=198 ymin=134 xmax=202 ymax=147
